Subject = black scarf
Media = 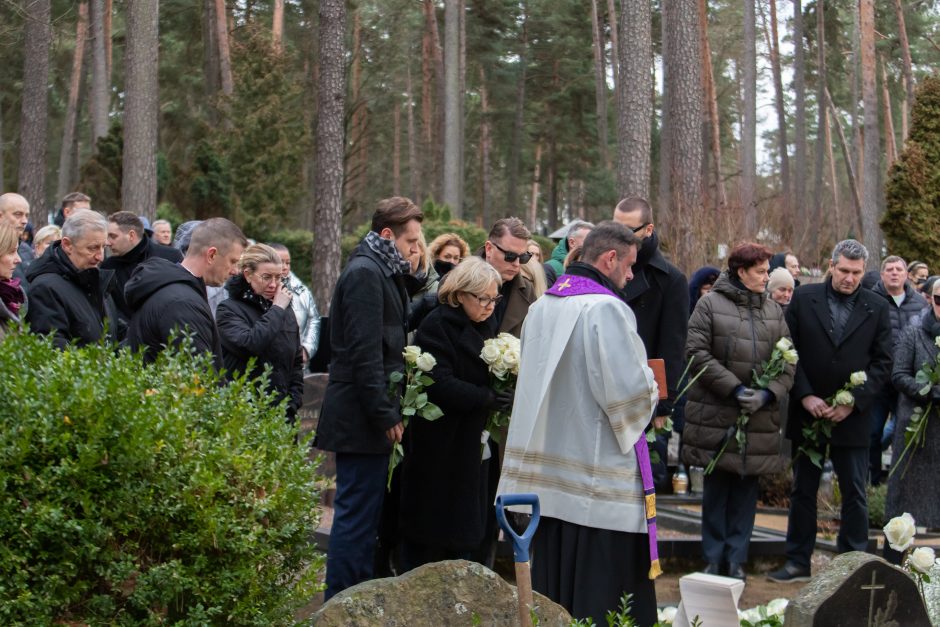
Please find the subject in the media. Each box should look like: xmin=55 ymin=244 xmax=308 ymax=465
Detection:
xmin=633 ymin=230 xmax=660 ymax=271
xmin=826 ymin=278 xmax=860 ymax=343
xmin=364 ymin=231 xmax=413 ymax=275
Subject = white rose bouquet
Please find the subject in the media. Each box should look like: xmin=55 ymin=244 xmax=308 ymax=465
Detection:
xmin=386 ymin=345 xmax=444 ymax=490
xmin=795 ymin=370 xmax=866 ymax=469
xmin=480 ymin=333 xmax=521 ymax=448
xmin=705 ymin=337 xmax=797 ymax=475
xmin=884 ymin=513 xmax=937 ymax=601
xmin=889 ymin=336 xmax=940 ymax=479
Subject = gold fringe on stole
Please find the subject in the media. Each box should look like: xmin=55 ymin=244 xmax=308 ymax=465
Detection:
xmin=649 ymin=559 xmax=662 ymax=579
xmin=645 ymin=493 xmax=656 ymax=520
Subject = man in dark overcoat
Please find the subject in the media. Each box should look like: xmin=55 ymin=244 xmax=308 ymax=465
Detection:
xmin=769 ymin=239 xmax=892 ymax=582
xmin=315 ymin=197 xmax=424 ymax=600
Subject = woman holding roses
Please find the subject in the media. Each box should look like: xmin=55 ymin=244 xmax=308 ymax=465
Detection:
xmin=398 ymin=257 xmax=512 ymax=570
xmin=682 ymin=243 xmax=795 ymax=580
xmin=887 ymin=279 xmax=940 ymax=529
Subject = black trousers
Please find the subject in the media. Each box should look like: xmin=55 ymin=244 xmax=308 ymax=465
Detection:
xmin=532 ymin=516 xmax=657 ymax=627
xmin=785 ymin=445 xmax=869 ymax=570
xmin=701 ymin=469 xmax=759 ymax=564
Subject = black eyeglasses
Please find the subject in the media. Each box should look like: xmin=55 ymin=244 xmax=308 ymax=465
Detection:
xmin=488 ymin=240 xmax=533 ymax=264
xmin=630 ymin=223 xmax=650 ymax=234
xmin=934 ymin=294 xmax=940 ymax=306
xmin=469 ymin=293 xmax=503 ymax=307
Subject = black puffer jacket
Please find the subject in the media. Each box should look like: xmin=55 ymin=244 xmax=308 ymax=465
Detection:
xmin=25 ymin=241 xmax=119 ymax=348
xmin=682 ymin=272 xmax=794 ymax=475
xmin=870 ymin=280 xmax=929 ymax=348
xmin=216 ymin=275 xmax=304 ymax=419
xmin=102 ymin=235 xmax=183 ymax=323
xmin=124 ymin=257 xmax=222 ymax=370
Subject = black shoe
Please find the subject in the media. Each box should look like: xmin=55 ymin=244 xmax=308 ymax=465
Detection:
xmin=703 ymin=562 xmax=721 ymax=575
xmin=767 ymin=563 xmax=812 ymax=583
xmin=728 ymin=562 xmax=747 ymax=581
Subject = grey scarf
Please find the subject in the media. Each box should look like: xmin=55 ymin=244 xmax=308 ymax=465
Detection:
xmin=364 ymin=230 xmax=413 ymax=276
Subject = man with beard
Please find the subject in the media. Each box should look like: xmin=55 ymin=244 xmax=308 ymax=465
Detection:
xmin=613 ymin=198 xmax=689 ymax=481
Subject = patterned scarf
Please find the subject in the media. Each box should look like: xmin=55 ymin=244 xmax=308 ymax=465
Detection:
xmin=364 ymin=231 xmax=412 ymax=276
xmin=0 ymin=278 xmax=25 ymax=316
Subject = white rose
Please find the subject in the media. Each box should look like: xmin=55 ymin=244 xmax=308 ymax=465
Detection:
xmin=480 ymin=343 xmax=501 ymax=365
xmin=415 ymin=352 xmax=437 ymax=372
xmin=884 ymin=513 xmax=917 ymax=552
xmin=910 ymin=547 xmax=937 ymax=574
xmin=492 ymin=365 xmax=508 ymax=380
xmin=834 ymin=390 xmax=855 ymax=406
xmin=766 ymin=598 xmax=788 ymax=617
xmin=403 ymin=345 xmax=421 ymax=365
xmin=850 ymin=371 xmax=868 ymax=387
xmin=775 ymin=337 xmax=793 ymax=352
xmin=935 ymin=336 xmax=940 ymax=349
xmin=657 ymin=607 xmax=677 ymax=624
xmin=783 ymin=348 xmax=799 ymax=365
xmin=501 ymin=350 xmax=519 ymax=371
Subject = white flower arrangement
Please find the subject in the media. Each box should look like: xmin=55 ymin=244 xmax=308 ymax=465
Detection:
xmin=479 ymin=333 xmax=521 ymax=452
xmin=883 ymin=513 xmax=937 ymax=601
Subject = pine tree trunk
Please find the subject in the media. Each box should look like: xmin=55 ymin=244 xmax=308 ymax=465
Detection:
xmin=89 ymin=0 xmax=109 ymax=142
xmin=590 ymin=0 xmax=609 ymax=170
xmin=442 ymin=0 xmax=462 ymax=216
xmin=347 ymin=9 xmax=365 ymax=214
xmin=826 ymin=87 xmax=862 ymax=237
xmin=215 ymin=0 xmax=234 ymax=96
xmin=741 ymin=0 xmax=757 ymax=234
xmin=406 ymin=66 xmax=419 ymax=201
xmin=824 ymin=105 xmax=839 ymax=227
xmin=0 ymin=96 xmax=5 ymax=192
xmin=699 ymin=0 xmax=725 ymax=212
xmin=424 ymin=0 xmax=445 ymax=202
xmin=529 ymin=142 xmax=541 ymax=229
xmin=312 ymin=0 xmax=346 ymax=312
xmin=851 ymin=1 xmax=862 ymax=193
xmin=104 ymin=0 xmax=112 ymax=81
xmin=892 ymin=0 xmax=914 ymax=141
xmin=506 ymin=1 xmax=528 ymax=213
xmin=393 ymin=98 xmax=401 ymax=197
xmin=859 ymin=0 xmax=882 ymax=261
xmin=793 ymin=0 xmax=808 ymax=230
xmin=881 ymin=57 xmax=898 ymax=167
xmin=479 ymin=67 xmax=492 ymax=228
xmin=203 ymin=0 xmax=221 ymax=103
xmin=658 ymin=7 xmax=671 ymax=216
xmin=616 ymin=0 xmax=651 ymax=199
xmin=457 ymin=0 xmax=465 ymax=215
xmin=421 ymin=14 xmax=433 ymax=202
xmin=18 ymin=0 xmax=52 ymax=215
xmin=57 ymin=2 xmax=89 ymax=200
xmin=766 ymin=0 xmax=790 ymax=219
xmin=123 ymin=0 xmax=160 ymax=223
xmin=606 ymin=0 xmax=619 ymax=89
xmin=811 ymin=0 xmax=826 ymax=258
xmin=272 ymin=0 xmax=284 ymax=52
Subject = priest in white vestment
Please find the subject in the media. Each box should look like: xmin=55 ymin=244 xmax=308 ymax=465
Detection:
xmin=497 ymin=220 xmax=661 ymax=626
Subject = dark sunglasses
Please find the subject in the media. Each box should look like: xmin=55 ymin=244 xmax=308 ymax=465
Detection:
xmin=630 ymin=223 xmax=650 ymax=233
xmin=489 ymin=240 xmax=533 ymax=264
xmin=934 ymin=294 xmax=940 ymax=306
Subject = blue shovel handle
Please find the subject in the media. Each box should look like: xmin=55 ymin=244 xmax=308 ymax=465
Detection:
xmin=495 ymin=493 xmax=541 ymax=563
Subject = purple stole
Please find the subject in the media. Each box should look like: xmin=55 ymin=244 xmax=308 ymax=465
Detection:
xmin=546 ymin=274 xmax=662 ymax=579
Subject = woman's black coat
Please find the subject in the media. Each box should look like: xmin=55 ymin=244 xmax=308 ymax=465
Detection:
xmin=399 ymin=303 xmax=495 ymax=552
xmin=216 ymin=275 xmax=304 ymax=418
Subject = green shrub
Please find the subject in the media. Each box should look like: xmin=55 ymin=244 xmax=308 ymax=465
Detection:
xmin=868 ymin=483 xmax=888 ymax=529
xmin=0 ymin=332 xmax=322 ymax=624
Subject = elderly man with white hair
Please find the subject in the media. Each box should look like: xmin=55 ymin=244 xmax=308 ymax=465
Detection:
xmin=26 ymin=209 xmax=119 ymax=348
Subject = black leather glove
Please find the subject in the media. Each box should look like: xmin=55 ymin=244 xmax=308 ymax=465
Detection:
xmin=494 ymin=387 xmax=515 ymax=413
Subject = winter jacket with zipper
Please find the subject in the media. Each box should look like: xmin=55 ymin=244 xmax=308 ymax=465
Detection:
xmin=682 ymin=271 xmax=794 ymax=475
xmin=101 ymin=234 xmax=183 ymax=323
xmin=25 ymin=242 xmax=120 ymax=348
xmin=216 ymin=274 xmax=304 ymax=419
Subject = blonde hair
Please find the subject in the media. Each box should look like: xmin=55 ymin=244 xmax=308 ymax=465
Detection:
xmin=525 ymin=256 xmax=547 ymax=296
xmin=238 ymin=243 xmax=281 ymax=273
xmin=33 ymin=225 xmax=62 ymax=249
xmin=413 ymin=230 xmax=430 ymax=275
xmin=429 ymin=232 xmax=470 ymax=261
xmin=0 ymin=223 xmax=18 ymax=256
xmin=438 ymin=257 xmax=502 ymax=307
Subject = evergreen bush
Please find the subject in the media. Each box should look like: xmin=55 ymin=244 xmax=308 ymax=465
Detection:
xmin=0 ymin=332 xmax=322 ymax=624
xmin=882 ymin=76 xmax=940 ymax=271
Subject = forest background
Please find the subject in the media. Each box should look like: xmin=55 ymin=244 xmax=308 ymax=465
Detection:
xmin=2 ymin=0 xmax=940 ymax=310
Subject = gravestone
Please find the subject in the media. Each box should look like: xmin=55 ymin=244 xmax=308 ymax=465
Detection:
xmin=785 ymin=551 xmax=931 ymax=627
xmin=310 ymin=559 xmax=571 ymax=626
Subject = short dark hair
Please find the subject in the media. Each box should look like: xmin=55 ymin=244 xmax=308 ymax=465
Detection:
xmin=580 ymin=220 xmax=638 ymax=263
xmin=186 ymin=218 xmax=248 ymax=256
xmin=488 ymin=217 xmax=530 ymax=242
xmin=728 ymin=242 xmax=774 ymax=275
xmin=108 ymin=211 xmax=144 ymax=235
xmin=371 ymin=197 xmax=423 ymax=235
xmin=62 ymin=191 xmax=90 ymax=209
xmin=613 ymin=197 xmax=653 ymax=224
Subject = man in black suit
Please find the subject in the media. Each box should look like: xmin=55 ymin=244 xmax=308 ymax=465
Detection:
xmin=769 ymin=240 xmax=892 ymax=582
xmin=315 ymin=197 xmax=423 ymax=600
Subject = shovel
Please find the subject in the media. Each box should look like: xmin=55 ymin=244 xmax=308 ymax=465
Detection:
xmin=495 ymin=493 xmax=541 ymax=627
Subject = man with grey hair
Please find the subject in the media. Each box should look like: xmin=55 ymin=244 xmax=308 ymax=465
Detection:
xmin=151 ymin=219 xmax=173 ymax=246
xmin=26 ymin=209 xmax=119 ymax=348
xmin=0 ymin=192 xmax=35 ymax=279
xmin=867 ymin=255 xmax=927 ymax=484
xmin=544 ymin=220 xmax=594 ymax=285
xmin=769 ymin=239 xmax=892 ymax=583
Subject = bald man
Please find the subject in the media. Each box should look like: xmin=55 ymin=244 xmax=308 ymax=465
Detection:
xmin=0 ymin=193 xmax=35 ymax=285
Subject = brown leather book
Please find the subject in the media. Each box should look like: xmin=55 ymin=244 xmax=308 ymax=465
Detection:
xmin=648 ymin=358 xmax=668 ymax=400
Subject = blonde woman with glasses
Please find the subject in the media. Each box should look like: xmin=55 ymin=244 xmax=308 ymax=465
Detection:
xmin=216 ymin=243 xmax=304 ymax=422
